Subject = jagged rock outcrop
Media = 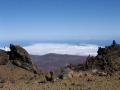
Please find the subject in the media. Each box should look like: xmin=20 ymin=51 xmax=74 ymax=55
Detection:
xmin=8 ymin=44 xmax=37 ymax=73
xmin=65 ymin=40 xmax=120 ymax=75
xmin=0 ymin=44 xmax=38 ymax=73
xmin=0 ymin=50 xmax=9 ymax=65
xmin=85 ymin=40 xmax=120 ymax=74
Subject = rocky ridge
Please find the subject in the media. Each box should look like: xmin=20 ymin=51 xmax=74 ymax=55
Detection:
xmin=85 ymin=40 xmax=120 ymax=74
xmin=66 ymin=40 xmax=120 ymax=75
xmin=0 ymin=44 xmax=38 ymax=73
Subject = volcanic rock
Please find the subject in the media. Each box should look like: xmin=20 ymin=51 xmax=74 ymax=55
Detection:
xmin=85 ymin=40 xmax=120 ymax=74
xmin=9 ymin=44 xmax=37 ymax=73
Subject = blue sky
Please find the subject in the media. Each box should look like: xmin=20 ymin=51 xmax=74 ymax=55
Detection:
xmin=0 ymin=0 xmax=120 ymax=41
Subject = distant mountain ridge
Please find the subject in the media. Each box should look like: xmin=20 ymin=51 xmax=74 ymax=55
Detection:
xmin=31 ymin=53 xmax=86 ymax=71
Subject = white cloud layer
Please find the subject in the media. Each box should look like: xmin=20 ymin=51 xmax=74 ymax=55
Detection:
xmin=23 ymin=43 xmax=99 ymax=56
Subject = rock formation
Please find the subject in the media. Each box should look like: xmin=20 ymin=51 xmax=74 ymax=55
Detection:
xmin=0 ymin=44 xmax=38 ymax=73
xmin=85 ymin=40 xmax=120 ymax=74
xmin=9 ymin=44 xmax=34 ymax=71
xmin=65 ymin=40 xmax=120 ymax=75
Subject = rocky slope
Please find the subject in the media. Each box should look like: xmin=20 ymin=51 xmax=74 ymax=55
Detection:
xmin=0 ymin=44 xmax=43 ymax=81
xmin=0 ymin=41 xmax=120 ymax=90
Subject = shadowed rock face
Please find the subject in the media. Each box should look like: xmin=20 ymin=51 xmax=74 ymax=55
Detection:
xmin=9 ymin=44 xmax=33 ymax=70
xmin=0 ymin=44 xmax=38 ymax=73
xmin=9 ymin=44 xmax=32 ymax=62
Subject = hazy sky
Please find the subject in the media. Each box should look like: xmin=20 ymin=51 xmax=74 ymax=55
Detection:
xmin=0 ymin=0 xmax=120 ymax=41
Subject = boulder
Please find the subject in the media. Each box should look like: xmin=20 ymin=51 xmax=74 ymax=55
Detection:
xmin=45 ymin=71 xmax=54 ymax=82
xmin=9 ymin=44 xmax=36 ymax=72
xmin=0 ymin=49 xmax=9 ymax=65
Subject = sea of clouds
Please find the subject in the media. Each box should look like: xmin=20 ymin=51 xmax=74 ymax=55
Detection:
xmin=0 ymin=43 xmax=99 ymax=56
xmin=23 ymin=43 xmax=99 ymax=56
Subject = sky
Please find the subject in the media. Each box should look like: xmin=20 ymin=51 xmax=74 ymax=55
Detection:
xmin=0 ymin=0 xmax=120 ymax=41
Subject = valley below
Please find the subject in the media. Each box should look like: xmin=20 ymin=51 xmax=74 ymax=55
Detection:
xmin=31 ymin=54 xmax=86 ymax=71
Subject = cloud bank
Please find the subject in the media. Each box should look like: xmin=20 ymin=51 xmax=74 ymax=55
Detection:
xmin=24 ymin=43 xmax=99 ymax=56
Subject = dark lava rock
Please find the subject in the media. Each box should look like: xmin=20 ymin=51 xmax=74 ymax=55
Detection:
xmin=85 ymin=40 xmax=120 ymax=74
xmin=68 ymin=40 xmax=120 ymax=75
xmin=9 ymin=44 xmax=36 ymax=72
xmin=0 ymin=49 xmax=9 ymax=65
xmin=45 ymin=71 xmax=54 ymax=82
